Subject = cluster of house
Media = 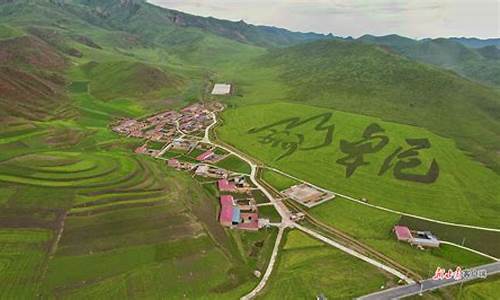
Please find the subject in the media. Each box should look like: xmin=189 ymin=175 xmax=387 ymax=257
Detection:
xmin=111 ymin=102 xmax=225 ymax=159
xmin=393 ymin=225 xmax=440 ymax=248
xmin=112 ymin=110 xmax=179 ymax=142
xmin=282 ymin=183 xmax=336 ymax=208
xmin=178 ymin=103 xmax=214 ymax=133
xmin=218 ymin=178 xmax=260 ymax=231
xmin=112 ymin=101 xmax=223 ymax=141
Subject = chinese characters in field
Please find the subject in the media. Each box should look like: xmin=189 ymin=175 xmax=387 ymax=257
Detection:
xmin=248 ymin=115 xmax=440 ymax=184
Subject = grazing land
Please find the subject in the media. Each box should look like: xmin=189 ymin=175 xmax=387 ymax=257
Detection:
xmin=398 ymin=216 xmax=500 ymax=258
xmin=215 ymin=155 xmax=252 ymax=174
xmin=308 ymin=197 xmax=493 ymax=276
xmin=261 ymin=169 xmax=300 ymax=191
xmin=259 ymin=230 xmax=396 ymax=299
xmin=1 ymin=0 xmax=500 ymax=298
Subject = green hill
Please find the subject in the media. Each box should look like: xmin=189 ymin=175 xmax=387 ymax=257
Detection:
xmin=257 ymin=40 xmax=500 ymax=173
xmin=66 ymin=0 xmax=334 ymax=48
xmin=1 ymin=0 xmax=500 ymax=297
xmin=358 ymin=34 xmax=500 ymax=87
xmin=81 ymin=60 xmax=185 ymax=102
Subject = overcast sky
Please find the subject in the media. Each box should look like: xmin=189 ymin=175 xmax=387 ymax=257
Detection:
xmin=148 ymin=0 xmax=500 ymax=39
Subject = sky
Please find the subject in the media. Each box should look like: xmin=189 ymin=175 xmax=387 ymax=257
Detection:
xmin=148 ymin=0 xmax=500 ymax=39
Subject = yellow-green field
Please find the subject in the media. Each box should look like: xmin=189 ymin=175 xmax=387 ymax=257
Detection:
xmin=218 ymin=102 xmax=500 ymax=227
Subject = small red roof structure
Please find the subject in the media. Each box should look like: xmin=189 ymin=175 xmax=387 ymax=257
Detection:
xmin=219 ymin=195 xmax=234 ymax=227
xmin=196 ymin=150 xmax=214 ymax=161
xmin=218 ymin=179 xmax=236 ymax=192
xmin=238 ymin=212 xmax=259 ymax=231
xmin=394 ymin=225 xmax=412 ymax=241
xmin=167 ymin=158 xmax=180 ymax=168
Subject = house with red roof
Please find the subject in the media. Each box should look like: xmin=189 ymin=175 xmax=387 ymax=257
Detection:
xmin=196 ymin=149 xmax=214 ymax=161
xmin=167 ymin=158 xmax=180 ymax=168
xmin=238 ymin=212 xmax=259 ymax=231
xmin=219 ymin=195 xmax=235 ymax=227
xmin=218 ymin=179 xmax=236 ymax=192
xmin=393 ymin=225 xmax=412 ymax=241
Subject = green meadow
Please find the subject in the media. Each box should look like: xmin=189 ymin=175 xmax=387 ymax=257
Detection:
xmin=310 ymin=197 xmax=493 ymax=276
xmin=218 ymin=102 xmax=500 ymax=227
xmin=259 ymin=230 xmax=396 ymax=299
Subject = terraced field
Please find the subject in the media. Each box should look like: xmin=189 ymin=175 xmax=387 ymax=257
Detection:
xmin=0 ymin=144 xmax=273 ymax=298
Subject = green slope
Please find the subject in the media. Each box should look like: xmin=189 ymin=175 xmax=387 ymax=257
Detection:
xmin=255 ymin=40 xmax=500 ymax=174
xmin=358 ymin=34 xmax=500 ymax=87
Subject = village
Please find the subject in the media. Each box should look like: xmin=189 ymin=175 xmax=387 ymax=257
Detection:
xmin=111 ymin=84 xmax=271 ymax=231
xmin=111 ymin=83 xmax=442 ymax=246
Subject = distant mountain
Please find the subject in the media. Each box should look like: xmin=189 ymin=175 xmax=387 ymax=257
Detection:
xmin=358 ymin=34 xmax=500 ymax=87
xmin=61 ymin=0 xmax=337 ymax=48
xmin=449 ymin=37 xmax=500 ymax=49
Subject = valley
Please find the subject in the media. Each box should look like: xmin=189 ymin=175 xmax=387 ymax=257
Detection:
xmin=0 ymin=0 xmax=499 ymax=299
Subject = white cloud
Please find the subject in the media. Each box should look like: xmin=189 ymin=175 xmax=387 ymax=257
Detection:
xmin=148 ymin=0 xmax=500 ymax=39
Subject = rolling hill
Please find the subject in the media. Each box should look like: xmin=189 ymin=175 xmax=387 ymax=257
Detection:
xmin=358 ymin=34 xmax=500 ymax=87
xmin=1 ymin=0 xmax=500 ymax=298
xmin=256 ymin=40 xmax=500 ymax=174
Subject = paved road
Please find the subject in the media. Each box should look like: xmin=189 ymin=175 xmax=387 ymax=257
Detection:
xmin=241 ymin=226 xmax=285 ymax=300
xmin=295 ymin=224 xmax=415 ymax=284
xmin=357 ymin=262 xmax=500 ymax=300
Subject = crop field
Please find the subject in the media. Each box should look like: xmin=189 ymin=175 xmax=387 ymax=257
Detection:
xmin=309 ymin=197 xmax=493 ymax=276
xmin=259 ymin=230 xmax=396 ymax=299
xmin=215 ymin=155 xmax=251 ymax=174
xmin=0 ymin=229 xmax=52 ymax=299
xmin=218 ymin=102 xmax=500 ymax=227
xmin=261 ymin=169 xmax=300 ymax=191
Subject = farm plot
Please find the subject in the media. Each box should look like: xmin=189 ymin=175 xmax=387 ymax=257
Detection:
xmin=218 ymin=102 xmax=500 ymax=227
xmin=261 ymin=169 xmax=300 ymax=192
xmin=259 ymin=230 xmax=396 ymax=299
xmin=0 ymin=229 xmax=52 ymax=299
xmin=215 ymin=155 xmax=251 ymax=174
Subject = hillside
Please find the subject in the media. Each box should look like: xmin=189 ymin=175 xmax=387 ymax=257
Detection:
xmin=258 ymin=40 xmax=500 ymax=173
xmin=66 ymin=0 xmax=334 ymax=48
xmin=358 ymin=34 xmax=500 ymax=87
xmin=1 ymin=0 xmax=500 ymax=298
xmin=450 ymin=37 xmax=500 ymax=49
xmin=81 ymin=61 xmax=185 ymax=101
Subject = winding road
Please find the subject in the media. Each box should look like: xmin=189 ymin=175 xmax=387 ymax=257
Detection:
xmin=173 ymin=109 xmax=499 ymax=299
xmin=199 ymin=112 xmax=419 ymax=298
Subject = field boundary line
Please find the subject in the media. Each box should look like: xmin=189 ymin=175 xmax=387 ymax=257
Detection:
xmin=440 ymin=241 xmax=500 ymax=262
xmin=264 ymin=166 xmax=500 ymax=233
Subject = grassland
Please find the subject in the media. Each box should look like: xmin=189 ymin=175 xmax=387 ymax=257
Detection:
xmin=215 ymin=155 xmax=252 ymax=174
xmin=398 ymin=215 xmax=500 ymax=258
xmin=218 ymin=102 xmax=500 ymax=227
xmin=310 ymin=197 xmax=493 ymax=276
xmin=261 ymin=169 xmax=300 ymax=191
xmin=0 ymin=229 xmax=52 ymax=299
xmin=1 ymin=0 xmax=500 ymax=297
xmin=259 ymin=230 xmax=396 ymax=299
